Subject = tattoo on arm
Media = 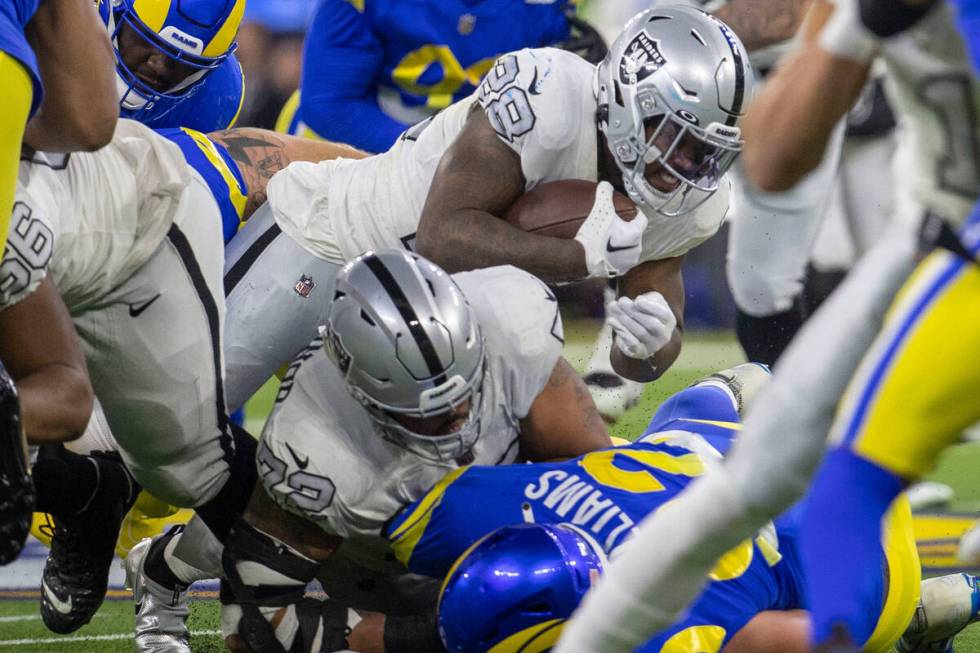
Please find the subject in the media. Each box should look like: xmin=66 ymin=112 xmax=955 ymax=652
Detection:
xmin=210 ymin=129 xmax=290 ymax=219
xmin=713 ymin=0 xmax=812 ymax=51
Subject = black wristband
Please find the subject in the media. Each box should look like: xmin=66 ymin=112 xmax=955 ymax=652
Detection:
xmin=383 ymin=610 xmax=446 ymax=653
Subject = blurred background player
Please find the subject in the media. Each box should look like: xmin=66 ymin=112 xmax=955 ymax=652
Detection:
xmin=99 ymin=0 xmax=246 ymax=131
xmin=554 ymin=0 xmax=980 ymax=651
xmin=0 ymin=0 xmax=119 ymax=566
xmin=277 ymin=0 xmax=605 ymax=153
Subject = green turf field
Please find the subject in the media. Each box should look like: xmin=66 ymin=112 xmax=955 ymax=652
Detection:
xmin=4 ymin=328 xmax=980 ymax=651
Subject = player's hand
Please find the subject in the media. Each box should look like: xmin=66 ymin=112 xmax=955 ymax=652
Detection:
xmin=574 ymin=182 xmax=648 ymax=279
xmin=606 ymin=292 xmax=677 ymax=360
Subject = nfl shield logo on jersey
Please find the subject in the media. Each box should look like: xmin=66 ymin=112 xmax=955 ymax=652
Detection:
xmin=294 ymin=274 xmax=315 ymax=298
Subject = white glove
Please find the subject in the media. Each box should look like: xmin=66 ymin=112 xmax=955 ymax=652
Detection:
xmin=606 ymin=291 xmax=676 ymax=360
xmin=574 ymin=181 xmax=648 ymax=279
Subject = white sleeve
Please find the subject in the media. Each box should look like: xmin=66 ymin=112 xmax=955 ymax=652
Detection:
xmin=476 ymin=48 xmax=589 ymax=185
xmin=460 ymin=266 xmax=565 ymax=418
xmin=0 ymin=196 xmax=53 ymax=310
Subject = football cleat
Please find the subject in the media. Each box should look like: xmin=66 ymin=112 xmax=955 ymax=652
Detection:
xmin=40 ymin=453 xmax=135 ymax=633
xmin=584 ymin=371 xmax=644 ymax=424
xmin=897 ymin=573 xmax=980 ymax=652
xmin=0 ymin=359 xmax=32 ymax=566
xmin=126 ymin=533 xmax=191 ymax=653
xmin=689 ymin=362 xmax=771 ymax=418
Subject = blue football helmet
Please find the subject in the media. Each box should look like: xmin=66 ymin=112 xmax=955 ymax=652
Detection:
xmin=438 ymin=524 xmax=607 ymax=653
xmin=101 ymin=0 xmax=244 ymax=122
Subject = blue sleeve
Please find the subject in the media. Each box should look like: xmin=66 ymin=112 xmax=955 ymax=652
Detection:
xmin=298 ymin=0 xmax=406 ymax=152
xmin=799 ymin=448 xmax=903 ymax=647
xmin=642 ymin=385 xmax=741 ymax=456
xmin=538 ymin=0 xmax=573 ymax=46
xmin=386 ymin=466 xmax=537 ymax=578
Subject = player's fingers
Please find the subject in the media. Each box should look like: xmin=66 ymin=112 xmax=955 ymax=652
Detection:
xmin=609 ymin=318 xmax=644 ymax=355
xmin=634 ymin=293 xmax=675 ymax=325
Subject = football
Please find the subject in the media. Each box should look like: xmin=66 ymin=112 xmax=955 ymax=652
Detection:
xmin=503 ymin=180 xmax=639 ymax=239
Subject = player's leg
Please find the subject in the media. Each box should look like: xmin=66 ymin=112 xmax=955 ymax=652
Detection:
xmin=71 ymin=173 xmax=239 ymax=651
xmin=726 ymin=122 xmax=844 ymax=366
xmin=223 ymin=202 xmax=343 ymax=411
xmin=801 ymin=242 xmax=980 ymax=648
xmin=33 ymin=403 xmax=141 ymax=633
xmin=554 ymin=219 xmax=920 ymax=653
xmin=0 ymin=52 xmax=35 ymax=566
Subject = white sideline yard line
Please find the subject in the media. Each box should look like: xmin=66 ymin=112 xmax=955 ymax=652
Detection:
xmin=0 ymin=630 xmax=220 ymax=647
xmin=0 ymin=614 xmax=108 ymax=624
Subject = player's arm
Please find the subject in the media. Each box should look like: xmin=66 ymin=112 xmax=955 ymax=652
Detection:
xmin=723 ymin=611 xmax=810 ymax=653
xmin=741 ymin=0 xmax=873 ymax=191
xmin=0 ymin=278 xmax=92 ymax=443
xmin=23 ymin=0 xmax=118 ymax=152
xmin=712 ymin=0 xmax=812 ymax=51
xmin=416 ymin=107 xmax=590 ymax=283
xmin=606 ymin=256 xmax=685 ymax=383
xmin=221 ymin=484 xmax=352 ymax=653
xmin=208 ymin=127 xmax=368 ymax=219
xmin=519 ymin=357 xmax=611 ymax=460
xmin=297 ymin=0 xmax=406 ymax=153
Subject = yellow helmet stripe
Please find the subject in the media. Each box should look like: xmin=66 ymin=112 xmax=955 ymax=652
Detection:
xmin=486 ymin=619 xmax=564 ymax=653
xmin=202 ymin=0 xmax=245 ymax=58
xmin=132 ymin=0 xmax=171 ymax=33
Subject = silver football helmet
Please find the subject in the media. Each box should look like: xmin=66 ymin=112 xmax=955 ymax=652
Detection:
xmin=323 ymin=250 xmax=487 ymax=462
xmin=597 ymin=5 xmax=755 ymax=216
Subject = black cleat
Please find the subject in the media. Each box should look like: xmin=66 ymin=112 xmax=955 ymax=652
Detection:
xmin=0 ymin=359 xmax=32 ymax=566
xmin=40 ymin=453 xmax=136 ymax=634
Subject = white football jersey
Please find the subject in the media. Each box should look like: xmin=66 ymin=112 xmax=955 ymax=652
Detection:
xmin=0 ymin=120 xmax=190 ymax=312
xmin=880 ymin=2 xmax=980 ymax=225
xmin=257 ymin=265 xmax=564 ymax=540
xmin=267 ymin=47 xmax=729 ymax=266
xmin=824 ymin=0 xmax=979 ymax=225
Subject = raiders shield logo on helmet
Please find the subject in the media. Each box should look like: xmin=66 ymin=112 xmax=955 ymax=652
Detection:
xmin=619 ymin=32 xmax=666 ymax=84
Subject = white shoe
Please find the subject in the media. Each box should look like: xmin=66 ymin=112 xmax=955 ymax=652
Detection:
xmin=897 ymin=573 xmax=978 ymax=652
xmin=690 ymin=362 xmax=771 ymax=418
xmin=584 ymin=371 xmax=644 ymax=423
xmin=906 ymin=482 xmax=956 ymax=512
xmin=126 ymin=533 xmax=191 ymax=653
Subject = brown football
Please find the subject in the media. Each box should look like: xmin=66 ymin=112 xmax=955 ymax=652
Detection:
xmin=503 ymin=180 xmax=638 ymax=239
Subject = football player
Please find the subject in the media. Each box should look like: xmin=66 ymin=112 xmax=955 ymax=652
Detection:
xmin=222 ymin=6 xmax=756 ymax=420
xmin=0 ymin=0 xmax=120 ymax=566
xmin=99 ymin=0 xmax=246 ymax=131
xmin=212 ymin=249 xmax=610 ymax=653
xmin=278 ymin=0 xmax=602 ymax=153
xmin=229 ymin=365 xmax=927 ymax=653
xmin=5 ymin=123 xmax=363 ymax=635
xmin=554 ymin=1 xmax=980 ymax=652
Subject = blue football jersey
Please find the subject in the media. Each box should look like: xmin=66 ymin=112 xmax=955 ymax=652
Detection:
xmin=294 ymin=0 xmax=573 ymax=152
xmin=0 ymin=0 xmax=42 ymax=115
xmin=386 ymin=385 xmax=886 ymax=650
xmin=128 ymin=54 xmax=244 ymax=131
